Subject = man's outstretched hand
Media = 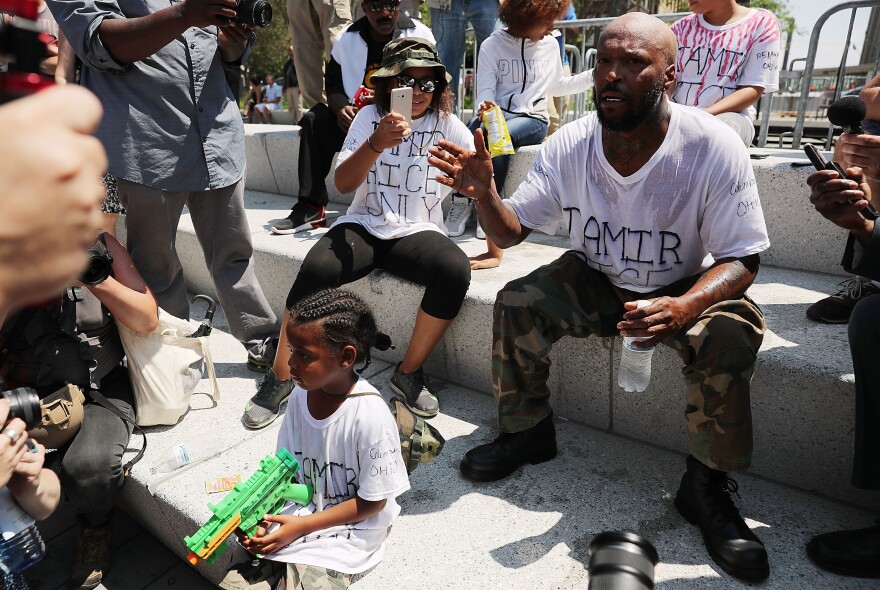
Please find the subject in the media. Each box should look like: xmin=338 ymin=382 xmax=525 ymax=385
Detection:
xmin=429 ymin=128 xmax=495 ymax=203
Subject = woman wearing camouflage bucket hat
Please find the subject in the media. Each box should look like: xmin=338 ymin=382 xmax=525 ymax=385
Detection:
xmin=275 ymin=38 xmax=474 ymax=419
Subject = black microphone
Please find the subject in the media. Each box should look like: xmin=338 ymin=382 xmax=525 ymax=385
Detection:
xmin=827 ymin=95 xmax=867 ymax=134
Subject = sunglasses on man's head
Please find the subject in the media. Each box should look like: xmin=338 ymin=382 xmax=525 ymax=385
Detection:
xmin=365 ymin=0 xmax=400 ymax=12
xmin=396 ymin=75 xmax=438 ymax=93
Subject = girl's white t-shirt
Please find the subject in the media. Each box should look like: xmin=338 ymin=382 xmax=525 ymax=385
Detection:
xmin=333 ymin=105 xmax=475 ymax=239
xmin=476 ymin=29 xmax=594 ymax=123
xmin=507 ymin=103 xmax=770 ymax=293
xmin=264 ymin=378 xmax=410 ymax=574
xmin=671 ymin=8 xmax=781 ymax=117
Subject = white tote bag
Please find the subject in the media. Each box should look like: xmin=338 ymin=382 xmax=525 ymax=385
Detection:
xmin=116 ymin=308 xmax=219 ymax=426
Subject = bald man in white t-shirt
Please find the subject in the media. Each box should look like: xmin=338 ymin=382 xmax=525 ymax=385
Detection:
xmin=431 ymin=13 xmax=773 ymax=583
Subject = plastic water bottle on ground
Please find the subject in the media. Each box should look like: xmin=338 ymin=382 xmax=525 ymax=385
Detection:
xmin=0 ymin=488 xmax=45 ymax=574
xmin=151 ymin=443 xmax=193 ymax=474
xmin=618 ymin=300 xmax=655 ymax=393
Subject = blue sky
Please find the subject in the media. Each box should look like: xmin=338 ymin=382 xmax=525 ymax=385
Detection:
xmin=786 ymin=1 xmax=874 ymax=69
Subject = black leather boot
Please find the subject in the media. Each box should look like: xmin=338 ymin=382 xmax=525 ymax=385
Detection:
xmin=459 ymin=414 xmax=557 ymax=482
xmin=806 ymin=523 xmax=880 ymax=578
xmin=674 ymin=455 xmax=769 ymax=582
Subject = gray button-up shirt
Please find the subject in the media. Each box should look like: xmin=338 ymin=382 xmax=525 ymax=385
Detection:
xmin=47 ymin=0 xmax=246 ymax=191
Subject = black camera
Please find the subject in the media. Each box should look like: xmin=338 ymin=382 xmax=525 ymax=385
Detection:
xmin=0 ymin=387 xmax=41 ymax=431
xmin=233 ymin=0 xmax=272 ymax=28
xmin=80 ymin=239 xmax=114 ymax=286
xmin=588 ymin=531 xmax=659 ymax=590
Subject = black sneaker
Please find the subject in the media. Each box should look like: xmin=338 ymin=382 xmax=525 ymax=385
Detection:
xmin=243 ymin=369 xmax=294 ymax=429
xmin=389 ymin=363 xmax=439 ymax=418
xmin=674 ymin=455 xmax=769 ymax=582
xmin=806 ymin=276 xmax=880 ymax=324
xmin=271 ymin=201 xmax=326 ymax=235
xmin=806 ymin=522 xmax=880 ymax=578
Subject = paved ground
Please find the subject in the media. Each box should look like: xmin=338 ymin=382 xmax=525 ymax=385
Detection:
xmin=22 ymin=307 xmax=879 ymax=590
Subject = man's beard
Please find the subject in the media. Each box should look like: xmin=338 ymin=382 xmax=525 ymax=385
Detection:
xmin=594 ymin=77 xmax=665 ymax=132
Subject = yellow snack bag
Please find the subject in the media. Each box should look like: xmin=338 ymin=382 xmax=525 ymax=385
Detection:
xmin=204 ymin=474 xmax=242 ymax=494
xmin=481 ymin=105 xmax=515 ymax=157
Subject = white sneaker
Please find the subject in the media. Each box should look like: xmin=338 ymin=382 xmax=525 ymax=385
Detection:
xmin=445 ymin=198 xmax=473 ymax=237
xmin=476 ymin=222 xmax=485 ymax=240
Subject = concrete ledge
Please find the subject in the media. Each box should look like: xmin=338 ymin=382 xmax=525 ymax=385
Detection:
xmin=244 ymin=124 xmax=301 ymax=197
xmin=269 ymin=110 xmax=297 ymax=125
xmin=244 ymin=127 xmax=850 ymax=277
xmin=172 ymin=189 xmax=878 ymax=510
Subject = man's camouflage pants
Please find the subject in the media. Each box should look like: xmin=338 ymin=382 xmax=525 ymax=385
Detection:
xmin=492 ymin=251 xmax=765 ymax=473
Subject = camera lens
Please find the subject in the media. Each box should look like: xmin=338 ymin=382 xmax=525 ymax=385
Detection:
xmin=80 ymin=240 xmax=113 ymax=286
xmin=1 ymin=387 xmax=42 ymax=431
xmin=588 ymin=531 xmax=658 ymax=590
xmin=235 ymin=0 xmax=272 ymax=28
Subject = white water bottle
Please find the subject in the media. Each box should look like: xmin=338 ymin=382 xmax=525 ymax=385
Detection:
xmin=151 ymin=443 xmax=194 ymax=474
xmin=618 ymin=300 xmax=655 ymax=393
xmin=0 ymin=489 xmax=45 ymax=575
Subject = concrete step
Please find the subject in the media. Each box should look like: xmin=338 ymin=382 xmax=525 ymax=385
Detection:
xmin=111 ymin=306 xmax=877 ymax=590
xmin=169 ymin=189 xmax=878 ymax=511
xmin=242 ymin=125 xmax=853 ymax=278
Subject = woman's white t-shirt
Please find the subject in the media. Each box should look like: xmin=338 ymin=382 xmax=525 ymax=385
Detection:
xmin=264 ymin=378 xmax=410 ymax=574
xmin=508 ymin=103 xmax=770 ymax=293
xmin=671 ymin=8 xmax=781 ymax=118
xmin=333 ymin=105 xmax=475 ymax=239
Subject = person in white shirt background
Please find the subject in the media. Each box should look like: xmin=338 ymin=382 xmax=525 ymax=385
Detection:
xmin=254 ymin=74 xmax=284 ymax=124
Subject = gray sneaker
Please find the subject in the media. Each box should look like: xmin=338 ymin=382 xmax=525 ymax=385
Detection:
xmin=390 ymin=363 xmax=439 ymax=418
xmin=244 ymin=369 xmax=294 ymax=429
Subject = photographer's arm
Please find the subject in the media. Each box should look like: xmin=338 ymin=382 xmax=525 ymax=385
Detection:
xmin=96 ymin=0 xmax=236 ymax=65
xmin=217 ymin=22 xmax=253 ymax=63
xmin=85 ymin=234 xmax=158 ymax=334
xmin=7 ymin=442 xmax=61 ymax=522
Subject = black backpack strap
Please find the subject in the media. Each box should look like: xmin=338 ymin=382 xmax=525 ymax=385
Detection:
xmin=87 ymin=388 xmax=146 ymax=477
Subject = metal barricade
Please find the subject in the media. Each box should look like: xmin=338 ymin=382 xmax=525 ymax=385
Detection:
xmin=791 ymin=0 xmax=880 ymax=150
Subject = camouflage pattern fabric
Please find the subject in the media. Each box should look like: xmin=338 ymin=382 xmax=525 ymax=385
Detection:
xmin=493 ymin=251 xmax=765 ymax=472
xmin=220 ymin=558 xmax=352 ymax=590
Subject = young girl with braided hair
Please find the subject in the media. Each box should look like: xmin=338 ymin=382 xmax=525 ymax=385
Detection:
xmin=221 ymin=288 xmax=409 ymax=590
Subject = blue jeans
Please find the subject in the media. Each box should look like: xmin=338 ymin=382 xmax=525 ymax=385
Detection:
xmin=469 ymin=115 xmax=548 ymax=193
xmin=430 ymin=0 xmax=500 ymax=103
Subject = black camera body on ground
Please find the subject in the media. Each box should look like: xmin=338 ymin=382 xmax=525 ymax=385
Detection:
xmin=80 ymin=239 xmax=113 ymax=286
xmin=233 ymin=0 xmax=272 ymax=28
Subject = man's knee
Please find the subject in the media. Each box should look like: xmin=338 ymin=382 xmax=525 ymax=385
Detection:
xmin=60 ymin=446 xmax=122 ymax=497
xmin=689 ymin=311 xmax=761 ymax=374
xmin=493 ymin=276 xmax=542 ymax=336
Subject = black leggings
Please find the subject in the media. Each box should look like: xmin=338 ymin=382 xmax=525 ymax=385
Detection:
xmin=286 ymin=223 xmax=471 ymax=320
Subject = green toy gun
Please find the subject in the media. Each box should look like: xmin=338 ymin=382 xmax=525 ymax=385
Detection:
xmin=184 ymin=448 xmax=313 ymax=565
